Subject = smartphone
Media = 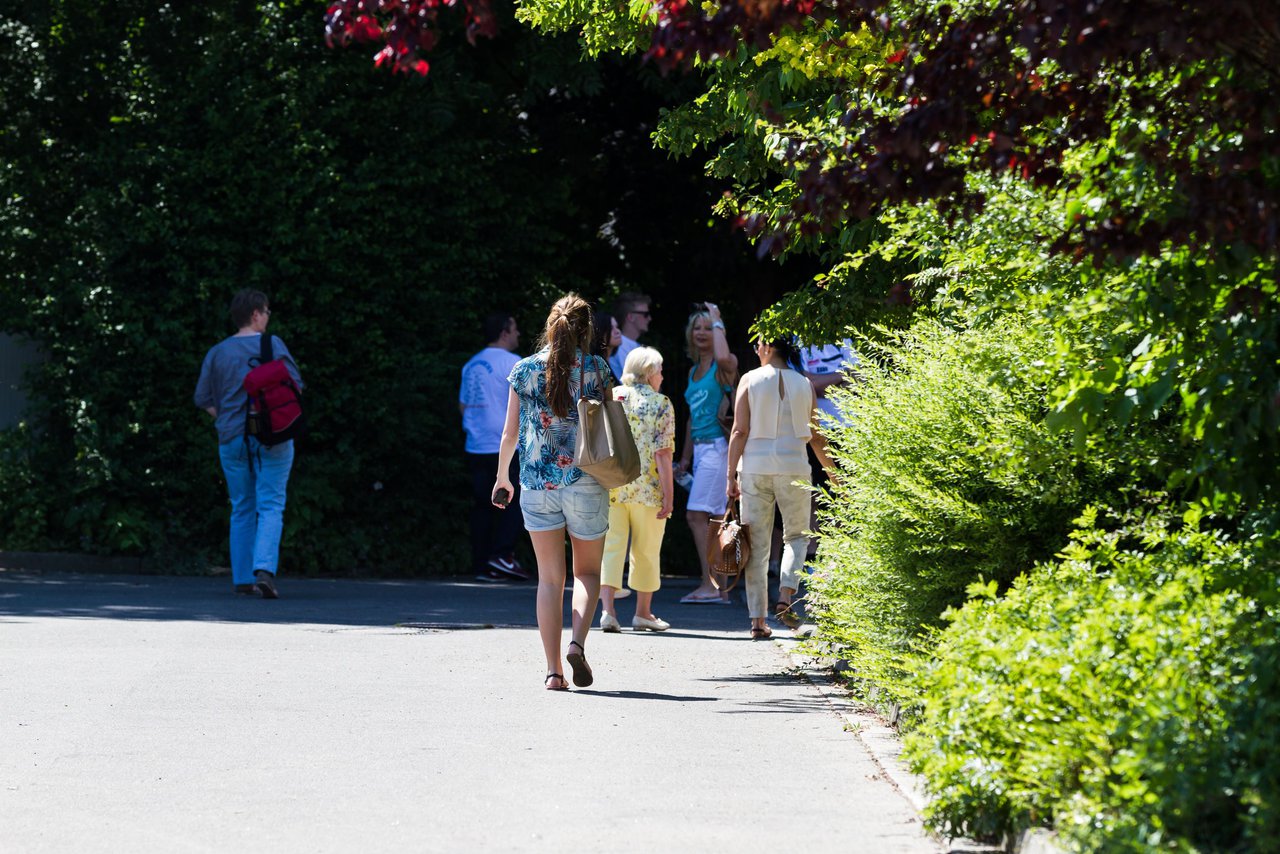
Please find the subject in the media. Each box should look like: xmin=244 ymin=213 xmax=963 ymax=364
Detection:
xmin=492 ymin=487 xmax=511 ymax=508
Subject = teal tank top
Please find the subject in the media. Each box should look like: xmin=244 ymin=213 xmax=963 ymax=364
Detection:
xmin=685 ymin=364 xmax=732 ymax=441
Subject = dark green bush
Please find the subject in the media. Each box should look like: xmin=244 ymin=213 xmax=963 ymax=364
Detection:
xmin=809 ymin=316 xmax=1121 ymax=702
xmin=904 ymin=505 xmax=1280 ymax=851
xmin=0 ymin=2 xmax=783 ymax=572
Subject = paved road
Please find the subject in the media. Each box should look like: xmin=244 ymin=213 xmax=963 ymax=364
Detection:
xmin=1 ymin=570 xmax=941 ymax=853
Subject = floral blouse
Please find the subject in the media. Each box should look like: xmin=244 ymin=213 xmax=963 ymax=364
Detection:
xmin=610 ymin=382 xmax=676 ymax=508
xmin=508 ymin=349 xmax=610 ymax=490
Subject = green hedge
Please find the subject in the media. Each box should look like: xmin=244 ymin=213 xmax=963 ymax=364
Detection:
xmin=0 ymin=2 xmax=785 ymax=572
xmin=905 ymin=506 xmax=1280 ymax=851
xmin=808 ymin=316 xmax=1124 ymax=702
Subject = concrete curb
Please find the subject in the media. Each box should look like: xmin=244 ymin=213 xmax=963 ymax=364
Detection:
xmin=778 ymin=633 xmax=1067 ymax=854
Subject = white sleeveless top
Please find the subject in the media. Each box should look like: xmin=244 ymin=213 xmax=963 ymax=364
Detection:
xmin=739 ymin=365 xmax=813 ymax=476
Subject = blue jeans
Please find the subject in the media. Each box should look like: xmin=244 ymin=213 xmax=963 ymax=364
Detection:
xmin=218 ymin=437 xmax=294 ymax=586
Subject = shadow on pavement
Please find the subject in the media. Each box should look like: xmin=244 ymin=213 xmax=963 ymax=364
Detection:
xmin=574 ymin=689 xmax=719 ymax=702
xmin=0 ymin=570 xmax=751 ymax=633
xmin=695 ymin=671 xmax=810 ymax=685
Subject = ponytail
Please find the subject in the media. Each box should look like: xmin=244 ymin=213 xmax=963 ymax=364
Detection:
xmin=541 ymin=294 xmax=595 ymax=418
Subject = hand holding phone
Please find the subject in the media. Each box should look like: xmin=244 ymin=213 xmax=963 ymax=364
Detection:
xmin=492 ymin=487 xmax=511 ymax=509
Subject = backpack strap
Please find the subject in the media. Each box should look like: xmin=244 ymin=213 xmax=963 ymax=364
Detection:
xmin=259 ymin=332 xmax=275 ymax=365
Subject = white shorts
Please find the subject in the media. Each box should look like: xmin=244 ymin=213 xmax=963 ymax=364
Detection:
xmin=687 ymin=437 xmax=728 ymax=515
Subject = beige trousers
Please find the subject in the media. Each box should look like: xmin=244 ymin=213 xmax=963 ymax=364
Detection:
xmin=601 ymin=502 xmax=667 ymax=593
xmin=738 ymin=471 xmax=812 ymax=619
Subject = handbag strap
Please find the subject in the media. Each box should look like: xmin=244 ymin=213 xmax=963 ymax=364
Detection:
xmin=578 ymin=352 xmax=613 ymax=404
xmin=725 ymin=499 xmax=739 ymax=525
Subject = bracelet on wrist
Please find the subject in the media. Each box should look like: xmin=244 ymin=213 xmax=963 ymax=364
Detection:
xmin=711 ymin=321 xmax=725 ymax=331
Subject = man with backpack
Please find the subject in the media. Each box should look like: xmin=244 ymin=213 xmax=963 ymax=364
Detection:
xmin=194 ymin=289 xmax=304 ymax=598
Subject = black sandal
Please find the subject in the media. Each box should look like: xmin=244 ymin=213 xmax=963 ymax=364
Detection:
xmin=566 ymin=640 xmax=593 ymax=688
xmin=751 ymin=625 xmax=773 ymax=640
xmin=545 ymin=672 xmax=569 ymax=691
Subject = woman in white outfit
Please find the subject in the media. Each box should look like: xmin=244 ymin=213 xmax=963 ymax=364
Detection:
xmin=726 ymin=336 xmax=832 ymax=638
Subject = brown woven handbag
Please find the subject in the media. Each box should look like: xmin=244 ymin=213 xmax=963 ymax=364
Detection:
xmin=707 ymin=501 xmax=750 ymax=592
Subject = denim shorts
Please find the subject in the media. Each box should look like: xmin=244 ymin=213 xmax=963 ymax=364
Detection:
xmin=519 ymin=479 xmax=610 ymax=540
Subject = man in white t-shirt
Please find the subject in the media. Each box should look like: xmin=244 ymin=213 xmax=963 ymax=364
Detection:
xmin=609 ymin=291 xmax=652 ymax=380
xmin=460 ymin=313 xmax=527 ymax=581
xmin=799 ymin=339 xmax=859 ymax=428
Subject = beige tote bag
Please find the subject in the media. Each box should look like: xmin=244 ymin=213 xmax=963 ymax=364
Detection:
xmin=574 ymin=358 xmax=642 ymax=489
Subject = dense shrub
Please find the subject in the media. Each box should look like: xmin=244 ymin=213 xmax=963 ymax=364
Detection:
xmin=808 ymin=316 xmax=1122 ymax=702
xmin=905 ymin=506 xmax=1280 ymax=851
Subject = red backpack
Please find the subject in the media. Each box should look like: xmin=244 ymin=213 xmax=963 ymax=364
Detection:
xmin=242 ymin=334 xmax=304 ymax=446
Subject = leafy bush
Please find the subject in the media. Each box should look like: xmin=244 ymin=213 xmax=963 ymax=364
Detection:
xmin=809 ymin=315 xmax=1125 ymax=703
xmin=904 ymin=505 xmax=1280 ymax=851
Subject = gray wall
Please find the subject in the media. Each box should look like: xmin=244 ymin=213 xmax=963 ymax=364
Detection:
xmin=0 ymin=333 xmax=40 ymax=429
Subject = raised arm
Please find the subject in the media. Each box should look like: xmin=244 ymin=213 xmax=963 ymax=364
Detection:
xmin=705 ymin=303 xmax=739 ymax=383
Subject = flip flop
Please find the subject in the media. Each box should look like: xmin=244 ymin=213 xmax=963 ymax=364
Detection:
xmin=566 ymin=640 xmax=593 ymax=688
xmin=680 ymin=592 xmax=728 ymax=604
xmin=545 ymin=672 xmax=570 ymax=691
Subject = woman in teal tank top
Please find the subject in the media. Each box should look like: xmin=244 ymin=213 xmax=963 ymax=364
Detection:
xmin=674 ymin=303 xmax=739 ymax=604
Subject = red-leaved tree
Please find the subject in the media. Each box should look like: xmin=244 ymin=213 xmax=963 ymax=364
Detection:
xmin=324 ymin=0 xmax=497 ymax=76
xmin=328 ymin=0 xmax=1280 ymax=260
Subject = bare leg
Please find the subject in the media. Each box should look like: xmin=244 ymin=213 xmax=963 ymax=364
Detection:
xmin=635 ymin=590 xmax=655 ymax=620
xmin=530 ymin=528 xmax=568 ymax=684
xmin=569 ymin=534 xmax=605 ymax=650
xmin=685 ymin=509 xmax=725 ymax=599
xmin=600 ymin=584 xmax=617 ymax=619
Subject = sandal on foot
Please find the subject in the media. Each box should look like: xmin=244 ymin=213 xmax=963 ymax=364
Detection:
xmin=751 ymin=625 xmax=773 ymax=640
xmin=774 ymin=601 xmax=801 ymax=629
xmin=566 ymin=640 xmax=593 ymax=688
xmin=545 ymin=672 xmax=569 ymax=691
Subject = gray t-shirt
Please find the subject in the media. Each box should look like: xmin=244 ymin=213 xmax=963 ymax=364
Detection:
xmin=194 ymin=334 xmax=303 ymax=445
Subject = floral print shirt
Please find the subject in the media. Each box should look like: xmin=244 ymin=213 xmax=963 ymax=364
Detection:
xmin=508 ymin=349 xmax=610 ymax=490
xmin=610 ymin=382 xmax=676 ymax=508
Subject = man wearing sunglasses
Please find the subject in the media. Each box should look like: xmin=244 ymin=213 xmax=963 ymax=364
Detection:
xmin=609 ymin=291 xmax=652 ymax=380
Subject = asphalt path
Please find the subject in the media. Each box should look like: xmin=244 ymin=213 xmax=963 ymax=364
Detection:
xmin=1 ymin=569 xmax=941 ymax=853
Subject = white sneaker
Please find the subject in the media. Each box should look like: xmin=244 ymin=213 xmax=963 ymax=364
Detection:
xmin=600 ymin=612 xmax=623 ymax=633
xmin=632 ymin=614 xmax=670 ymax=632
